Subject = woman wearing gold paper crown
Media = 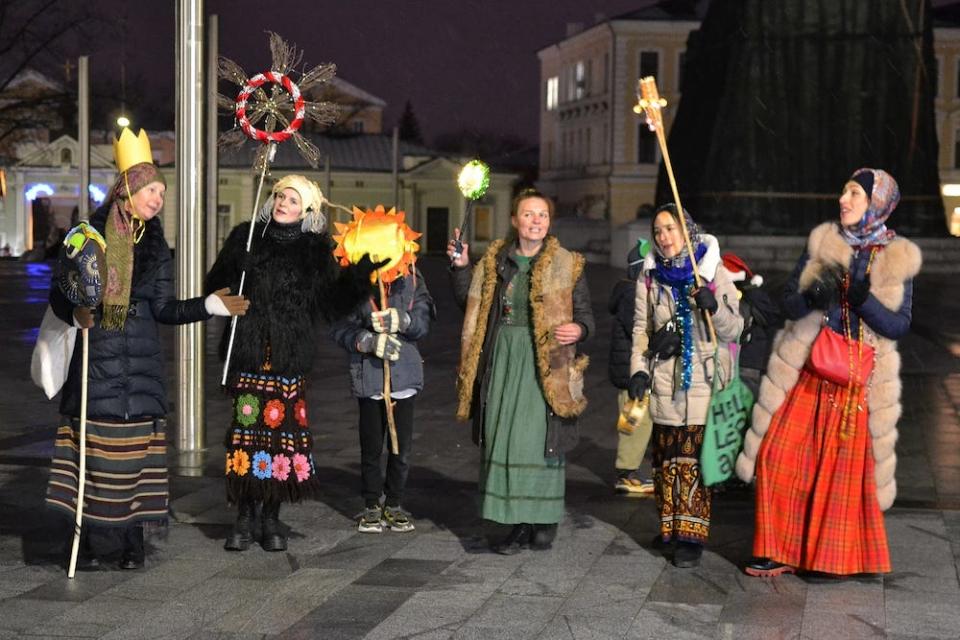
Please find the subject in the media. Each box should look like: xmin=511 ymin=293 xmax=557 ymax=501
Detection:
xmin=448 ymin=188 xmax=595 ymax=554
xmin=46 ymin=128 xmax=249 ymax=570
xmin=206 ymin=174 xmax=383 ymax=552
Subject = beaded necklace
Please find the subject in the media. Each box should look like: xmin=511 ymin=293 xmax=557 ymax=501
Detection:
xmin=838 ymin=246 xmax=878 ymax=440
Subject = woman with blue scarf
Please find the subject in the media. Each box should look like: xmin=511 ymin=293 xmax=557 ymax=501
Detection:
xmin=738 ymin=169 xmax=920 ymax=577
xmin=628 ymin=204 xmax=743 ymax=568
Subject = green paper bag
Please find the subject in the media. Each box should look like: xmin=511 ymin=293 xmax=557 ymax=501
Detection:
xmin=701 ymin=344 xmax=755 ymax=486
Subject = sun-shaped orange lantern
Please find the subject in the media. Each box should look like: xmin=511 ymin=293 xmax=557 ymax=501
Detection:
xmin=332 ymin=205 xmax=421 ymax=284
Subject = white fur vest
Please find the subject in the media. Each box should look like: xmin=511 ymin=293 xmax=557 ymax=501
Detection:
xmin=735 ymin=222 xmax=921 ymax=510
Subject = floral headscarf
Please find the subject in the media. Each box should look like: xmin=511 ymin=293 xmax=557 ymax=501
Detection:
xmin=842 ymin=168 xmax=898 ymax=247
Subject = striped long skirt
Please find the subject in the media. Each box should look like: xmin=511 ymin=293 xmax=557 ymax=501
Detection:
xmin=46 ymin=417 xmax=169 ymax=527
xmin=753 ymin=370 xmax=891 ymax=575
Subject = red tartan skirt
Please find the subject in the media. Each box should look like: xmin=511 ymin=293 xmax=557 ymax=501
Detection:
xmin=753 ymin=369 xmax=891 ymax=575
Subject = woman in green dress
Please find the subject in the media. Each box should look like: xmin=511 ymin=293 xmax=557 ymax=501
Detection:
xmin=449 ymin=189 xmax=594 ymax=553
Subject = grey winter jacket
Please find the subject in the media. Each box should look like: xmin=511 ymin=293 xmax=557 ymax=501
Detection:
xmin=330 ymin=270 xmax=434 ymax=398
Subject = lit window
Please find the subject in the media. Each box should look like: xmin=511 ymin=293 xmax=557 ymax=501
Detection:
xmin=546 ymin=76 xmax=559 ymax=111
xmin=575 ymin=61 xmax=586 ymax=100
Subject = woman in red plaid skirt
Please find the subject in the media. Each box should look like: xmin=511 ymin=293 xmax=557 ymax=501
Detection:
xmin=736 ymin=169 xmax=921 ymax=576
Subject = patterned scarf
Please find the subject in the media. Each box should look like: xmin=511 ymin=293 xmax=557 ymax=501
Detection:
xmin=842 ymin=168 xmax=898 ymax=247
xmin=101 ymin=162 xmax=165 ymax=330
xmin=653 ymin=242 xmax=706 ymax=392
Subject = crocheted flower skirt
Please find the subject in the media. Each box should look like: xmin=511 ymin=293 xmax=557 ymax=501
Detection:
xmin=224 ymin=372 xmax=321 ymax=504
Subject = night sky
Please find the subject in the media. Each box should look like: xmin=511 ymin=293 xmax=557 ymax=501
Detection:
xmin=74 ymin=0 xmax=653 ymax=144
xmin=40 ymin=0 xmax=960 ymax=145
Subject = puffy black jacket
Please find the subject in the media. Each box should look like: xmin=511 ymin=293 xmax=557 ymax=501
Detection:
xmin=607 ymin=278 xmax=635 ymax=389
xmin=50 ymin=203 xmax=210 ymax=420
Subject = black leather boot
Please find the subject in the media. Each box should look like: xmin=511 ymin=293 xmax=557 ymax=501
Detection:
xmin=119 ymin=525 xmax=144 ymax=570
xmin=224 ymin=499 xmax=256 ymax=551
xmin=672 ymin=541 xmax=703 ymax=568
xmin=491 ymin=524 xmax=532 ymax=555
xmin=531 ymin=523 xmax=558 ymax=550
xmin=260 ymin=500 xmax=287 ymax=552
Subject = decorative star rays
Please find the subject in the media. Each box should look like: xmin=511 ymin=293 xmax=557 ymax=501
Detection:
xmin=217 ymin=32 xmax=341 ymax=172
xmin=332 ymin=206 xmax=422 ymax=285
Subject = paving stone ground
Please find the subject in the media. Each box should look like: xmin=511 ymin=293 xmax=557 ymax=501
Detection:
xmin=1 ymin=255 xmax=958 ymax=640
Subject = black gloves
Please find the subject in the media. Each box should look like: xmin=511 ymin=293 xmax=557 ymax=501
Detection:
xmin=803 ymin=272 xmax=839 ymax=310
xmin=647 ymin=323 xmax=681 ymax=360
xmin=352 ymin=254 xmax=390 ymax=284
xmin=847 ymin=275 xmax=871 ymax=307
xmin=627 ymin=371 xmax=650 ymax=400
xmin=692 ymin=287 xmax=718 ymax=313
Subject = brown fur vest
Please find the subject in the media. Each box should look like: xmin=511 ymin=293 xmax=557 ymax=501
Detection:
xmin=735 ymin=222 xmax=921 ymax=510
xmin=456 ymin=237 xmax=589 ymax=420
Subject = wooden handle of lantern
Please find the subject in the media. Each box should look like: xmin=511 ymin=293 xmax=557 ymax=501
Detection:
xmin=637 ymin=77 xmax=717 ymax=344
xmin=378 ymin=273 xmax=400 ymax=455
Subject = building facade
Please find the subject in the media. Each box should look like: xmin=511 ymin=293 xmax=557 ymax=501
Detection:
xmin=0 ymin=132 xmax=516 ymax=258
xmin=537 ymin=7 xmax=702 ymax=229
xmin=539 ymin=3 xmax=960 ymax=235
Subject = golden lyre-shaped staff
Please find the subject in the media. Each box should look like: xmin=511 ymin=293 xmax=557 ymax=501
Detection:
xmin=634 ymin=76 xmax=716 ymax=342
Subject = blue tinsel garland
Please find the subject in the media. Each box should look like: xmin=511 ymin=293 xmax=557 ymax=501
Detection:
xmin=673 ymin=283 xmax=695 ymax=390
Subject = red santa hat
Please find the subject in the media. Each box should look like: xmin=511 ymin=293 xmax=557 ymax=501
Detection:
xmin=722 ymin=252 xmax=763 ymax=287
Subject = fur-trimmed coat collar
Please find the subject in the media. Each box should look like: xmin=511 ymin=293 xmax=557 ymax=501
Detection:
xmin=736 ymin=222 xmax=921 ymax=510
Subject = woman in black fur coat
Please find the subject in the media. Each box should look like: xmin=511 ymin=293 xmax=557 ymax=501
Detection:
xmin=205 ymin=174 xmax=380 ymax=552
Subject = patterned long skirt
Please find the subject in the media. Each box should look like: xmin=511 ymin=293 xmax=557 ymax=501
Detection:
xmin=753 ymin=370 xmax=890 ymax=574
xmin=224 ymin=372 xmax=321 ymax=503
xmin=652 ymin=423 xmax=711 ymax=544
xmin=47 ymin=417 xmax=169 ymax=526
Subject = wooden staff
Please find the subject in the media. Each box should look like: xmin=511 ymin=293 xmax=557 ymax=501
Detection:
xmin=67 ymin=328 xmax=89 ymax=578
xmin=221 ymin=143 xmax=277 ymax=385
xmin=377 ymin=271 xmax=399 ymax=455
xmin=635 ymin=76 xmax=717 ymax=343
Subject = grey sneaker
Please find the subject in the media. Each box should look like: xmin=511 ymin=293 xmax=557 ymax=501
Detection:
xmin=382 ymin=506 xmax=415 ymax=532
xmin=358 ymin=506 xmax=383 ymax=533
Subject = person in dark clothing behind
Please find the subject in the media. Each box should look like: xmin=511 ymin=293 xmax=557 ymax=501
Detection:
xmin=720 ymin=253 xmax=783 ymax=399
xmin=609 ymin=240 xmax=654 ymax=495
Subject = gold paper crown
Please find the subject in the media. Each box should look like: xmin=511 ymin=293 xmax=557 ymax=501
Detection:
xmin=113 ymin=128 xmax=154 ymax=173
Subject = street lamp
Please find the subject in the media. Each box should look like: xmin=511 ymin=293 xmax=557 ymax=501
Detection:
xmin=116 ymin=115 xmax=130 ymax=128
